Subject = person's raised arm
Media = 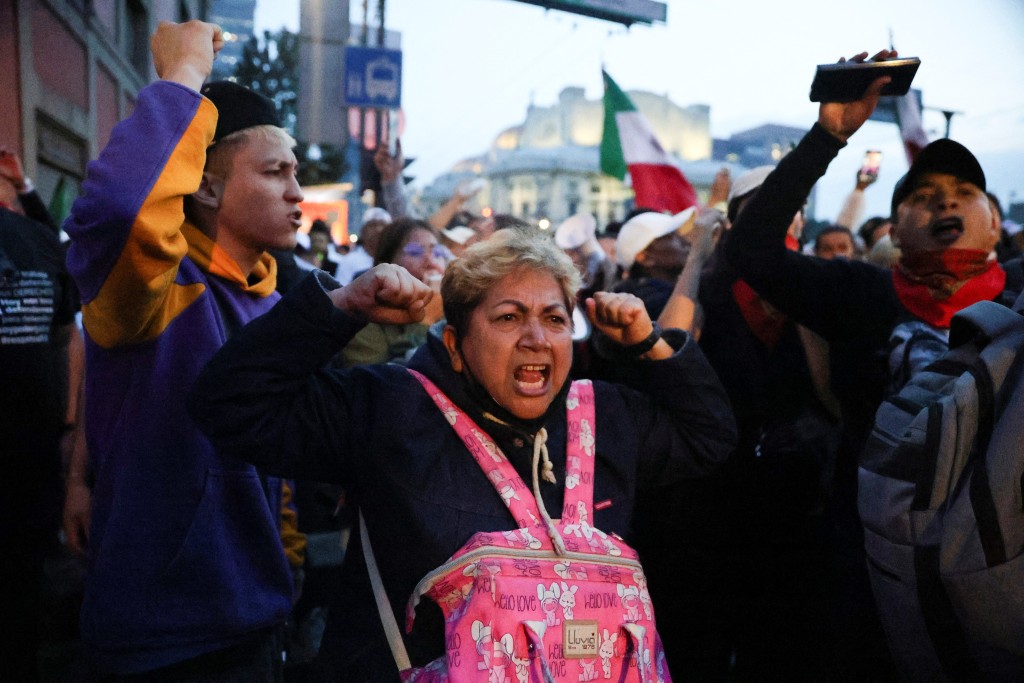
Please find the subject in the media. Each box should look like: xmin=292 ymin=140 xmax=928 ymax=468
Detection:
xmin=65 ymin=21 xmax=223 ymax=348
xmin=329 ymin=262 xmax=434 ymax=325
xmin=586 ymin=291 xmax=674 ymax=361
xmin=375 ymin=140 xmax=416 ymax=220
xmin=189 ymin=265 xmax=433 ymax=482
xmin=150 ymin=20 xmax=223 ymax=91
xmin=723 ymin=50 xmax=900 ymax=339
xmin=707 ymin=167 xmax=731 ymax=213
xmin=428 ymin=175 xmax=485 ymax=233
xmin=657 ymin=209 xmax=722 ymax=338
xmin=587 ymin=291 xmax=737 ymax=483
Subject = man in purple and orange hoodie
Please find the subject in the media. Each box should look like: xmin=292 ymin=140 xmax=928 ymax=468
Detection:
xmin=65 ymin=21 xmax=305 ymax=680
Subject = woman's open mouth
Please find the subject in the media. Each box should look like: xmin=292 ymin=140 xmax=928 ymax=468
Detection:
xmin=513 ymin=364 xmax=550 ymax=394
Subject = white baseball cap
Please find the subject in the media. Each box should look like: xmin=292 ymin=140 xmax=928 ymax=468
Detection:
xmin=728 ymin=165 xmax=775 ymax=203
xmin=554 ymin=213 xmax=597 ymax=250
xmin=361 ymin=207 xmax=392 ymax=226
xmin=615 ymin=208 xmax=696 ymax=269
xmin=442 ymin=225 xmax=477 ymax=245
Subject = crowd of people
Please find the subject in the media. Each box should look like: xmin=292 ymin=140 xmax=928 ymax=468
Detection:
xmin=5 ymin=19 xmax=1024 ymax=683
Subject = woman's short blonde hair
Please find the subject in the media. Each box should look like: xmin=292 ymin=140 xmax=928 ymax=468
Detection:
xmin=442 ymin=227 xmax=581 ymax=337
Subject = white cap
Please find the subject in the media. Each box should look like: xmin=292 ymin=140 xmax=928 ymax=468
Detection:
xmin=615 ymin=208 xmax=696 ymax=269
xmin=728 ymin=165 xmax=775 ymax=203
xmin=442 ymin=225 xmax=477 ymax=245
xmin=361 ymin=207 xmax=392 ymax=227
xmin=554 ymin=213 xmax=597 ymax=250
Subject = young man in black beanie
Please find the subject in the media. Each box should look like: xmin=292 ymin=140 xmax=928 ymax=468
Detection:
xmin=64 ymin=21 xmax=305 ymax=680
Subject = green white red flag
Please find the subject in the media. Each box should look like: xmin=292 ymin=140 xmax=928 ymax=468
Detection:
xmin=600 ymin=70 xmax=697 ymax=213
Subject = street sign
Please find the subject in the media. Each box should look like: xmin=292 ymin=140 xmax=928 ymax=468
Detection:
xmin=510 ymin=0 xmax=667 ymax=26
xmin=344 ymin=46 xmax=402 ymax=108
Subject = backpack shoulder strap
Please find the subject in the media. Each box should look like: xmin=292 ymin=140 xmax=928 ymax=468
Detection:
xmin=407 ymin=368 xmax=544 ymax=529
xmin=950 ymin=299 xmax=1024 ymax=348
xmin=562 ymin=380 xmax=597 ymax=524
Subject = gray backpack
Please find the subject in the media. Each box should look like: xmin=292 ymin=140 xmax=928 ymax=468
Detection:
xmin=859 ymin=294 xmax=1024 ymax=681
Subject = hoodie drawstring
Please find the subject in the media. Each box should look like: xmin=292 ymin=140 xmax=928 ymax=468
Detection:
xmin=531 ymin=428 xmax=567 ymax=556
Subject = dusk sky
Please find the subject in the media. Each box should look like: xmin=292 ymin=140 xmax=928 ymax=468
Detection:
xmin=254 ymin=0 xmax=1024 ymax=221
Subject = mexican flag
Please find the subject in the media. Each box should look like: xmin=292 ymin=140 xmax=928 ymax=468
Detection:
xmin=894 ymin=89 xmax=929 ymax=163
xmin=600 ymin=70 xmax=697 ymax=214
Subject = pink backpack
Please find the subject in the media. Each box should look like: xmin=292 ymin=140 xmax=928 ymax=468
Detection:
xmin=364 ymin=369 xmax=672 ymax=682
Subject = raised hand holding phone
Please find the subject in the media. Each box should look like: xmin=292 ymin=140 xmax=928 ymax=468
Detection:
xmin=817 ymin=50 xmax=899 ymax=144
xmin=810 ymin=56 xmax=920 ymax=103
xmin=857 ymin=150 xmax=882 ymax=188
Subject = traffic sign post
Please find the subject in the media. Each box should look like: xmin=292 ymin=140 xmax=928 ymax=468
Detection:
xmin=344 ymin=46 xmax=402 ymax=109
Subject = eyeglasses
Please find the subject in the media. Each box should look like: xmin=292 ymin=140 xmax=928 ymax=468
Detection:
xmin=403 ymin=243 xmax=447 ymax=260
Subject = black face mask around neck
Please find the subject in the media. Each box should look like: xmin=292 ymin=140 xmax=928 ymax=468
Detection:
xmin=453 ymin=341 xmax=571 ymax=439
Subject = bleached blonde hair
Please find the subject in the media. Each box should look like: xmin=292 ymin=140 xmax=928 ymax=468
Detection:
xmin=442 ymin=227 xmax=581 ymax=338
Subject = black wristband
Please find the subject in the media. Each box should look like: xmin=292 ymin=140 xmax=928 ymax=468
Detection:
xmin=621 ymin=323 xmax=662 ymax=358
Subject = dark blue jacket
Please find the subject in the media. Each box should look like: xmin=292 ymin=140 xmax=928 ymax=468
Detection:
xmin=189 ymin=271 xmax=737 ymax=677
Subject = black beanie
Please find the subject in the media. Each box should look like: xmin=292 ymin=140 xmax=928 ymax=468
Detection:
xmin=199 ymin=81 xmax=281 ymax=144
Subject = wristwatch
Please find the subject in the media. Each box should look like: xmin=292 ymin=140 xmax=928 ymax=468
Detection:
xmin=621 ymin=323 xmax=662 ymax=358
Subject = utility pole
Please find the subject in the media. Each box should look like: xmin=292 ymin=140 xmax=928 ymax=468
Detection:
xmin=924 ymin=107 xmax=963 ymax=139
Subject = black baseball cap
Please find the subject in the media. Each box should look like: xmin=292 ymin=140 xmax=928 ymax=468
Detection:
xmin=200 ymin=81 xmax=280 ymax=144
xmin=891 ymin=138 xmax=986 ymax=216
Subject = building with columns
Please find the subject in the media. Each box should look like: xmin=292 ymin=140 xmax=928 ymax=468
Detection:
xmin=419 ymin=85 xmax=748 ymax=228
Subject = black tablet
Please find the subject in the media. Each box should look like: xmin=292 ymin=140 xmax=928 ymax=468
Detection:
xmin=809 ymin=57 xmax=921 ymax=103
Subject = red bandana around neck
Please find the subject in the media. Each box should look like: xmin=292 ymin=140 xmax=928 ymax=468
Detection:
xmin=730 ymin=235 xmax=802 ymax=348
xmin=893 ymin=248 xmax=1006 ymax=328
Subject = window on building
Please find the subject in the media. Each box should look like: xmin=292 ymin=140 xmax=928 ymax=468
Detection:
xmin=178 ymin=0 xmax=192 ymax=22
xmin=36 ymin=115 xmax=86 ymax=228
xmin=127 ymin=0 xmax=150 ymax=75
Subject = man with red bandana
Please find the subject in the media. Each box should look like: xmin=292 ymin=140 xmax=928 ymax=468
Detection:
xmin=724 ymin=50 xmax=1021 ymax=680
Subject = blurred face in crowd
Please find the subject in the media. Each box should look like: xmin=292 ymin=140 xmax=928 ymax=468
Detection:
xmin=563 ymin=245 xmax=590 ymax=277
xmin=866 ymin=220 xmax=892 ymax=248
xmin=309 ymin=230 xmax=331 ymax=255
xmin=359 ymin=220 xmax=387 ymax=258
xmin=443 ymin=268 xmax=573 ymax=420
xmin=636 ymin=231 xmax=691 ymax=276
xmin=815 ymin=230 xmax=855 ymax=260
xmin=396 ymin=228 xmax=445 ymax=284
xmin=893 ymin=172 xmax=1000 ymax=256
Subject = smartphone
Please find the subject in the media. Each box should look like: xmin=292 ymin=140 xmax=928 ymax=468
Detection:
xmin=809 ymin=57 xmax=921 ymax=103
xmin=859 ymin=150 xmax=882 ymax=183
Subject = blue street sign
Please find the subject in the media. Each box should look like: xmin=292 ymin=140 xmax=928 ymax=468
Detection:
xmin=344 ymin=46 xmax=402 ymax=109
